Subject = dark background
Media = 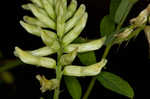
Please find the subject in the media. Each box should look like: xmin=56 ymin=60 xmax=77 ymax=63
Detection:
xmin=0 ymin=0 xmax=150 ymax=99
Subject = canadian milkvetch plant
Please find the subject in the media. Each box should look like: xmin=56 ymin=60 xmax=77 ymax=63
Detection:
xmin=15 ymin=0 xmax=150 ymax=99
xmin=15 ymin=0 xmax=106 ymax=98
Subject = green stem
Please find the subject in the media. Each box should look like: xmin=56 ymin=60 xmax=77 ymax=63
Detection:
xmin=82 ymin=44 xmax=112 ymax=99
xmin=82 ymin=77 xmax=97 ymax=99
xmin=82 ymin=4 xmax=130 ymax=97
xmin=53 ymin=40 xmax=63 ymax=99
xmin=0 ymin=59 xmax=22 ymax=72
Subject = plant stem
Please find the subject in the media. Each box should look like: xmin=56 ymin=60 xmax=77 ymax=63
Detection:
xmin=82 ymin=77 xmax=97 ymax=99
xmin=0 ymin=59 xmax=22 ymax=72
xmin=82 ymin=5 xmax=130 ymax=97
xmin=53 ymin=40 xmax=63 ymax=99
xmin=82 ymin=44 xmax=112 ymax=99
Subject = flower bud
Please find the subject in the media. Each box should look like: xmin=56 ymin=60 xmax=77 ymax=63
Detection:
xmin=41 ymin=30 xmax=60 ymax=50
xmin=130 ymin=4 xmax=150 ymax=27
xmin=30 ymin=0 xmax=43 ymax=8
xmin=62 ymin=13 xmax=88 ymax=46
xmin=65 ymin=4 xmax=86 ymax=33
xmin=55 ymin=0 xmax=67 ymax=16
xmin=41 ymin=30 xmax=58 ymax=47
xmin=22 ymin=4 xmax=47 ymax=15
xmin=23 ymin=16 xmax=48 ymax=28
xmin=57 ymin=2 xmax=65 ymax=38
xmin=22 ymin=4 xmax=30 ymax=10
xmin=48 ymin=0 xmax=54 ymax=6
xmin=65 ymin=0 xmax=77 ymax=20
xmin=36 ymin=75 xmax=58 ymax=93
xmin=64 ymin=37 xmax=106 ymax=53
xmin=41 ymin=0 xmax=56 ymax=20
xmin=20 ymin=21 xmax=42 ymax=37
xmin=14 ymin=47 xmax=56 ymax=69
xmin=28 ymin=4 xmax=56 ymax=29
xmin=63 ymin=59 xmax=107 ymax=76
xmin=42 ymin=30 xmax=57 ymax=39
xmin=50 ymin=40 xmax=60 ymax=50
xmin=28 ymin=46 xmax=57 ymax=56
xmin=60 ymin=48 xmax=78 ymax=66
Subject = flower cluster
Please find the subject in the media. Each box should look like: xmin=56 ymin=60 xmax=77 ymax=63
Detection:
xmin=15 ymin=0 xmax=107 ymax=92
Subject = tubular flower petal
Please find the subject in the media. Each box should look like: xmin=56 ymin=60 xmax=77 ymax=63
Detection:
xmin=63 ymin=59 xmax=107 ymax=76
xmin=65 ymin=0 xmax=77 ymax=20
xmin=57 ymin=1 xmax=66 ymax=38
xmin=60 ymin=48 xmax=78 ymax=66
xmin=14 ymin=47 xmax=56 ymax=69
xmin=41 ymin=30 xmax=58 ymax=47
xmin=41 ymin=0 xmax=56 ymax=20
xmin=30 ymin=0 xmax=43 ymax=8
xmin=64 ymin=37 xmax=106 ymax=53
xmin=28 ymin=4 xmax=56 ymax=29
xmin=28 ymin=46 xmax=57 ymax=56
xmin=20 ymin=21 xmax=42 ymax=37
xmin=65 ymin=4 xmax=86 ymax=33
xmin=23 ymin=16 xmax=48 ymax=28
xmin=62 ymin=13 xmax=88 ymax=46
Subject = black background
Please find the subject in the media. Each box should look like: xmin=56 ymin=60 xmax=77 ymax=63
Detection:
xmin=0 ymin=0 xmax=150 ymax=99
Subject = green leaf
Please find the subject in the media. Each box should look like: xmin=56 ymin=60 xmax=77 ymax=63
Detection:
xmin=78 ymin=51 xmax=96 ymax=65
xmin=115 ymin=0 xmax=138 ymax=24
xmin=64 ymin=76 xmax=82 ymax=99
xmin=100 ymin=15 xmax=115 ymax=37
xmin=97 ymin=71 xmax=134 ymax=98
xmin=109 ymin=0 xmax=121 ymax=19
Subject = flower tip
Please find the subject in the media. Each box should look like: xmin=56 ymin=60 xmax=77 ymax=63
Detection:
xmin=14 ymin=47 xmax=22 ymax=57
xmin=80 ymin=4 xmax=86 ymax=11
xmin=20 ymin=20 xmax=25 ymax=26
xmin=72 ymin=0 xmax=77 ymax=4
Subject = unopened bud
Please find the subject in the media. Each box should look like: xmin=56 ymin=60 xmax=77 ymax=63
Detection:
xmin=20 ymin=21 xmax=42 ymax=37
xmin=65 ymin=0 xmax=77 ymax=20
xmin=30 ymin=0 xmax=43 ymax=8
xmin=23 ymin=16 xmax=48 ymax=28
xmin=41 ymin=0 xmax=56 ymax=20
xmin=62 ymin=13 xmax=88 ymax=46
xmin=41 ymin=30 xmax=58 ymax=47
xmin=60 ymin=48 xmax=78 ymax=66
xmin=28 ymin=4 xmax=56 ymax=29
xmin=65 ymin=4 xmax=86 ymax=33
